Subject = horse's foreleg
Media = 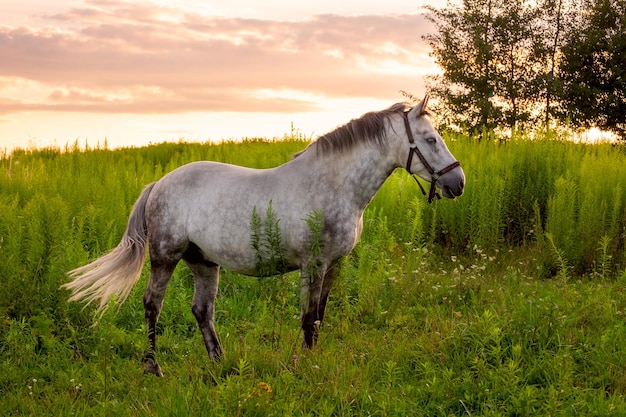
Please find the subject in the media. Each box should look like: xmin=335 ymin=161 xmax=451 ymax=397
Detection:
xmin=143 ymin=263 xmax=176 ymax=377
xmin=300 ymin=272 xmax=320 ymax=348
xmin=300 ymin=263 xmax=335 ymax=349
xmin=318 ymin=261 xmax=340 ymax=323
xmin=189 ymin=263 xmax=222 ymax=360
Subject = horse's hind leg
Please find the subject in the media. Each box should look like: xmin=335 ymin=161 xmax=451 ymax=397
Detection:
xmin=143 ymin=260 xmax=177 ymax=377
xmin=184 ymin=245 xmax=222 ymax=360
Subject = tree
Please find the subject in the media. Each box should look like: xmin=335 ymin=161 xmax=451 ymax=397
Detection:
xmin=538 ymin=0 xmax=566 ymax=129
xmin=557 ymin=0 xmax=626 ymax=139
xmin=424 ymin=0 xmax=549 ymax=133
xmin=423 ymin=0 xmax=500 ymax=132
xmin=490 ymin=1 xmax=546 ymax=130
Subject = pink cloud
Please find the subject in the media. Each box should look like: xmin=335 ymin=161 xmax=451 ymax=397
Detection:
xmin=0 ymin=0 xmax=435 ymax=115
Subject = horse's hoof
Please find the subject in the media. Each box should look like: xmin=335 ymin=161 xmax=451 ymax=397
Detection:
xmin=144 ymin=360 xmax=164 ymax=377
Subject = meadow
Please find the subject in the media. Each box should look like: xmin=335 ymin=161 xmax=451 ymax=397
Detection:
xmin=1 ymin=132 xmax=626 ymax=416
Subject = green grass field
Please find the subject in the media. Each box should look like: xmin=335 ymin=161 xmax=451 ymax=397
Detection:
xmin=1 ymin=134 xmax=626 ymax=415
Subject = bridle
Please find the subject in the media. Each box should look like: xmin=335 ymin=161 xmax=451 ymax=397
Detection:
xmin=402 ymin=111 xmax=461 ymax=203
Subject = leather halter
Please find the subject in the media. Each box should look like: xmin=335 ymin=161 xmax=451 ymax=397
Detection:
xmin=402 ymin=111 xmax=461 ymax=203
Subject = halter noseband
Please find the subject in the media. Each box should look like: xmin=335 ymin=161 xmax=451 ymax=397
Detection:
xmin=403 ymin=111 xmax=461 ymax=203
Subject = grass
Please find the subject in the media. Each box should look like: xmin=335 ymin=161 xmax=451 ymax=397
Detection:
xmin=1 ymin=134 xmax=626 ymax=415
xmin=3 ymin=249 xmax=626 ymax=415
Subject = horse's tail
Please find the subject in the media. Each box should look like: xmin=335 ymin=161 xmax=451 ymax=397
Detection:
xmin=63 ymin=182 xmax=157 ymax=313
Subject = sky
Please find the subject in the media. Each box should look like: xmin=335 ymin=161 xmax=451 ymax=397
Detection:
xmin=0 ymin=0 xmax=446 ymax=151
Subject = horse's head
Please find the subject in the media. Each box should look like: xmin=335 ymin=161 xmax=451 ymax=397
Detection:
xmin=401 ymin=95 xmax=465 ymax=202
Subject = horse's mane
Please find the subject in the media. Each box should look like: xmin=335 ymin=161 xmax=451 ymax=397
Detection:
xmin=295 ymin=102 xmax=411 ymax=158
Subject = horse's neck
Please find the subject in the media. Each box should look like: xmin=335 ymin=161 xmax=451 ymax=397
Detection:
xmin=294 ymin=143 xmax=397 ymax=209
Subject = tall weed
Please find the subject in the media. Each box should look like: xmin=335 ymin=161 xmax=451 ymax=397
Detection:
xmin=408 ymin=133 xmax=626 ymax=276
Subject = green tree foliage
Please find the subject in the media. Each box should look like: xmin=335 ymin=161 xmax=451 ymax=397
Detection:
xmin=424 ymin=0 xmax=548 ymax=132
xmin=424 ymin=0 xmax=625 ymax=137
xmin=557 ymin=0 xmax=626 ymax=139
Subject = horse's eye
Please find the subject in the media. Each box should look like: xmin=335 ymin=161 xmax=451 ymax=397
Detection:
xmin=425 ymin=137 xmax=436 ymax=144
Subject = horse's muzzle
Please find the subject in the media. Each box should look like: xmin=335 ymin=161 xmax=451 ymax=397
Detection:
xmin=439 ymin=171 xmax=465 ymax=199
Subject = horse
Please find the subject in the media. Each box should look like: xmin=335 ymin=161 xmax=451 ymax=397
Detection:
xmin=63 ymin=95 xmax=465 ymax=376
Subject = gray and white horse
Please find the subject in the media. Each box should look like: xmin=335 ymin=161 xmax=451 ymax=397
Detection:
xmin=64 ymin=95 xmax=465 ymax=376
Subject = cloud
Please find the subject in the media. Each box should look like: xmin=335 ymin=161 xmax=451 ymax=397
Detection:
xmin=0 ymin=0 xmax=436 ymax=115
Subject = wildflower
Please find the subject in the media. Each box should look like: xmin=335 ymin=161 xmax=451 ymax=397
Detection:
xmin=453 ymin=311 xmax=463 ymax=318
xmin=257 ymin=382 xmax=272 ymax=393
xmin=247 ymin=381 xmax=273 ymax=400
xmin=28 ymin=378 xmax=37 ymax=396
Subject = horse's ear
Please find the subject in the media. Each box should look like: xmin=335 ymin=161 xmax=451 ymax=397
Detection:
xmin=408 ymin=93 xmax=430 ymax=118
xmin=421 ymin=93 xmax=430 ymax=114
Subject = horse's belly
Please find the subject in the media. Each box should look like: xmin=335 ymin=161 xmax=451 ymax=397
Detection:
xmin=187 ymin=214 xmax=304 ymax=277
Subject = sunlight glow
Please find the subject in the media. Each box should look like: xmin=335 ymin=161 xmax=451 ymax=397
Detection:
xmin=575 ymin=127 xmax=619 ymax=144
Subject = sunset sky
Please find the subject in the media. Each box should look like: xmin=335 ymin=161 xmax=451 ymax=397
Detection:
xmin=0 ymin=0 xmax=445 ymax=151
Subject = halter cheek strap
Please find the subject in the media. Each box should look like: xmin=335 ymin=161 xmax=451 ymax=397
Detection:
xmin=403 ymin=112 xmax=460 ymax=203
